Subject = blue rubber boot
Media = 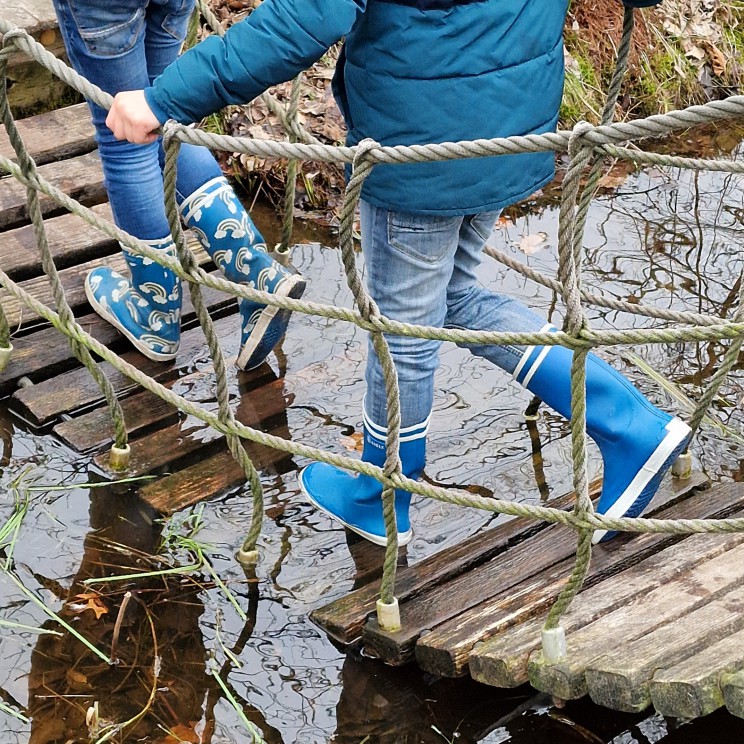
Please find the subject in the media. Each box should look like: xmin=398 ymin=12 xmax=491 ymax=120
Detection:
xmin=299 ymin=410 xmax=429 ymax=546
xmin=180 ymin=177 xmax=306 ymax=370
xmin=84 ymin=237 xmax=181 ymax=361
xmin=514 ymin=332 xmax=691 ymax=543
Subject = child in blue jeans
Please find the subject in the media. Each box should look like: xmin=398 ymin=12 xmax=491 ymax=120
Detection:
xmin=52 ymin=0 xmax=306 ymax=369
xmin=105 ymin=0 xmax=690 ymax=545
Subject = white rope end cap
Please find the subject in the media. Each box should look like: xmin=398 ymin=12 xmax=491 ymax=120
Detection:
xmin=0 ymin=344 xmax=13 ymax=372
xmin=236 ymin=548 xmax=259 ymax=567
xmin=108 ymin=443 xmax=131 ymax=472
xmin=376 ymin=597 xmax=401 ymax=632
xmin=672 ymin=451 xmax=692 ymax=479
xmin=542 ymin=626 xmax=567 ymax=663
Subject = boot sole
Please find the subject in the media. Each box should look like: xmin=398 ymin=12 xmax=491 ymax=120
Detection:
xmin=84 ymin=279 xmax=179 ymax=362
xmin=236 ymin=274 xmax=307 ymax=371
xmin=299 ymin=468 xmax=413 ymax=547
xmin=593 ymin=417 xmax=692 ymax=544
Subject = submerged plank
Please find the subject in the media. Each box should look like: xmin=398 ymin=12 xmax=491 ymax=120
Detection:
xmin=0 ymin=151 xmax=106 ymax=230
xmin=414 ymin=474 xmax=708 ymax=677
xmin=468 ymin=483 xmax=744 ymax=689
xmin=0 ymin=104 xmax=95 ymax=166
xmin=649 ymin=627 xmax=744 ymax=719
xmin=138 ymin=368 xmax=295 ymax=513
xmin=586 ymin=582 xmax=744 ymax=713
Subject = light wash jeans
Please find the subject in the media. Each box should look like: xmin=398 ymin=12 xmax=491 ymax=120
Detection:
xmin=361 ymin=200 xmax=547 ymax=429
xmin=53 ymin=0 xmax=222 ymax=240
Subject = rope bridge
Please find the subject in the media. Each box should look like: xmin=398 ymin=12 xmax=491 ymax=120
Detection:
xmin=0 ymin=5 xmax=743 ymax=663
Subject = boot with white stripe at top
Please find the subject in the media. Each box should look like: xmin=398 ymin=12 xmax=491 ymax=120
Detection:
xmin=514 ymin=326 xmax=691 ymax=543
xmin=180 ymin=177 xmax=306 ymax=370
xmin=299 ymin=409 xmax=429 ymax=547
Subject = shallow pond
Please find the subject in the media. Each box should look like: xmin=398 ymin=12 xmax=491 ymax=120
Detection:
xmin=1 ymin=131 xmax=744 ymax=743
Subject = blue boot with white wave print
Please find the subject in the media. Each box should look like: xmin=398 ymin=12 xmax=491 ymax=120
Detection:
xmin=84 ymin=237 xmax=181 ymax=361
xmin=180 ymin=177 xmax=306 ymax=370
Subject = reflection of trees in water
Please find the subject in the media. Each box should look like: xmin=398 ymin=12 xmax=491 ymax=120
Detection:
xmin=24 ymin=485 xmax=282 ymax=744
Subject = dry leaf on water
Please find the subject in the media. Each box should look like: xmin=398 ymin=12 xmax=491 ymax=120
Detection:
xmin=516 ymin=232 xmax=549 ymax=255
xmin=69 ymin=592 xmax=108 ymax=620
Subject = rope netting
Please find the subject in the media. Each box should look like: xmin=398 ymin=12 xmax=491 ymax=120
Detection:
xmin=1 ymin=6 xmax=744 ymax=658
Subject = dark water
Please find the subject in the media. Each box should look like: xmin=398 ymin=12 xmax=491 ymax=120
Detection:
xmin=1 ymin=136 xmax=744 ymax=743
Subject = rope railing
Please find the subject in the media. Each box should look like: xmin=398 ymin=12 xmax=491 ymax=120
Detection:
xmin=0 ymin=6 xmax=743 ymax=665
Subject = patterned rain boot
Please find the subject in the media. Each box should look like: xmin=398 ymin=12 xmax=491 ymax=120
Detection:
xmin=84 ymin=236 xmax=181 ymax=361
xmin=514 ymin=327 xmax=692 ymax=542
xmin=299 ymin=409 xmax=429 ymax=546
xmin=180 ymin=177 xmax=306 ymax=370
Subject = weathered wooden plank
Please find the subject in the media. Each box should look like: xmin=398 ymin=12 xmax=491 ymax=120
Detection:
xmin=585 ymin=582 xmax=744 ymax=713
xmin=0 ymin=312 xmax=118 ymax=396
xmin=649 ymin=627 xmax=744 ymax=719
xmin=468 ymin=483 xmax=744 ymax=689
xmin=0 ymin=104 xmax=95 ymax=166
xmin=723 ymin=669 xmax=744 ymax=719
xmin=0 ymin=202 xmax=115 ymax=281
xmin=0 ymin=0 xmax=58 ymax=35
xmin=11 ymin=294 xmax=236 ymax=425
xmin=138 ymin=369 xmax=294 ymax=512
xmin=0 ymin=238 xmax=212 ymax=331
xmin=528 ymin=536 xmax=744 ymax=702
xmin=309 ymin=481 xmax=600 ymax=648
xmin=0 ymin=150 xmax=106 ymax=230
xmin=413 ymin=474 xmax=709 ymax=677
xmin=92 ymin=378 xmax=294 ymax=478
xmin=53 ymin=388 xmax=178 ymax=451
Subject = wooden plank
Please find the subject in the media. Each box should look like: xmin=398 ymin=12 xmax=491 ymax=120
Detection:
xmin=585 ymin=582 xmax=744 ymax=713
xmin=0 ymin=202 xmax=115 ymax=281
xmin=92 ymin=376 xmax=294 ymax=478
xmin=0 ymin=312 xmax=118 ymax=396
xmin=468 ymin=483 xmax=744 ymax=689
xmin=53 ymin=388 xmax=177 ymax=451
xmin=723 ymin=670 xmax=744 ymax=719
xmin=413 ymin=474 xmax=709 ymax=677
xmin=649 ymin=627 xmax=744 ymax=719
xmin=527 ymin=536 xmax=744 ymax=702
xmin=0 ymin=0 xmax=58 ymax=36
xmin=308 ymin=481 xmax=600 ymax=648
xmin=0 ymin=104 xmax=95 ymax=166
xmin=54 ymin=356 xmax=286 ymax=451
xmin=138 ymin=367 xmax=295 ymax=513
xmin=0 ymin=238 xmax=212 ymax=331
xmin=0 ymin=150 xmax=106 ymax=230
xmin=11 ymin=293 xmax=236 ymax=425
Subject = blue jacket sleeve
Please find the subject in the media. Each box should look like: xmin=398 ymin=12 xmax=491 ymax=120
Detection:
xmin=145 ymin=0 xmax=366 ymax=125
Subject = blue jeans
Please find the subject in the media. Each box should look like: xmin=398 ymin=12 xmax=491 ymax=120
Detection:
xmin=53 ymin=0 xmax=222 ymax=240
xmin=361 ymin=200 xmax=548 ymax=428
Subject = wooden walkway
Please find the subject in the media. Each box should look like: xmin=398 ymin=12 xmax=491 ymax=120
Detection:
xmin=5 ymin=97 xmax=744 ymax=723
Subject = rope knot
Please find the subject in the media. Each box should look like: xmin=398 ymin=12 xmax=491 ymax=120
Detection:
xmin=352 ymin=138 xmax=381 ymax=175
xmin=568 ymin=120 xmax=595 ymax=159
xmin=0 ymin=27 xmax=28 ymax=51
